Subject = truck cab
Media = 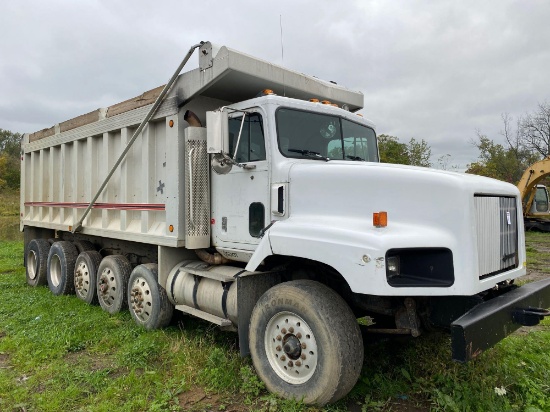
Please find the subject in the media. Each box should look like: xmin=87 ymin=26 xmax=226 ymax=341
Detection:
xmin=209 ymin=94 xmax=378 ymax=261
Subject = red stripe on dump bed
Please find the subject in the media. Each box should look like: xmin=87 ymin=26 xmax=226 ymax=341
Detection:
xmin=24 ymin=201 xmax=165 ymax=211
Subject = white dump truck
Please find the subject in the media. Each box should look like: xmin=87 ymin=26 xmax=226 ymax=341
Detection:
xmin=21 ymin=41 xmax=550 ymax=405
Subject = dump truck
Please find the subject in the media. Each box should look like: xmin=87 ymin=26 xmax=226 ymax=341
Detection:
xmin=21 ymin=41 xmax=550 ymax=405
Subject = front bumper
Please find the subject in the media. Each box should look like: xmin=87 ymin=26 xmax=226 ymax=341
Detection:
xmin=451 ymin=278 xmax=550 ymax=362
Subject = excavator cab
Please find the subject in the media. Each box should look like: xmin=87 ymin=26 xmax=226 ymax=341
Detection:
xmin=531 ymin=185 xmax=550 ymax=214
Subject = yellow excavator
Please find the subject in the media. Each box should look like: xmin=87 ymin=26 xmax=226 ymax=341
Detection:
xmin=517 ymin=158 xmax=550 ymax=231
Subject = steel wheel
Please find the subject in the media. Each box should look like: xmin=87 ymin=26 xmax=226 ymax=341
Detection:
xmin=128 ymin=264 xmax=174 ymax=330
xmin=98 ymin=267 xmax=118 ymax=307
xmin=74 ymin=251 xmax=102 ymax=304
xmin=46 ymin=241 xmax=78 ymax=295
xmin=28 ymin=250 xmax=38 ymax=280
xmin=50 ymin=254 xmax=62 ymax=287
xmin=130 ymin=275 xmax=153 ymax=323
xmin=265 ymin=311 xmax=318 ymax=384
xmin=96 ymin=255 xmax=131 ymax=314
xmin=25 ymin=239 xmax=50 ymax=287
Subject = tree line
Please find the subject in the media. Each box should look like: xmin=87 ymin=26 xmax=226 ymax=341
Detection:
xmin=0 ymin=129 xmax=21 ymax=191
xmin=466 ymin=102 xmax=550 ymax=184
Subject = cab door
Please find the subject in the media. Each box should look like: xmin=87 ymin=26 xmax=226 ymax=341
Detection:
xmin=210 ymin=110 xmax=270 ymax=251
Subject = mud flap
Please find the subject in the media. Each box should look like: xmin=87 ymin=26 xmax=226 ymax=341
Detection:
xmin=451 ymin=278 xmax=550 ymax=363
xmin=237 ymin=271 xmax=280 ymax=357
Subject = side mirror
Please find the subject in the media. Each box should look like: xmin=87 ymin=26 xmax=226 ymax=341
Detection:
xmin=206 ymin=110 xmax=228 ymax=154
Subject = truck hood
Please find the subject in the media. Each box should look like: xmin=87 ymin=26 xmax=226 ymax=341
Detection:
xmin=286 ymin=161 xmax=519 ymax=225
xmin=265 ymin=161 xmax=525 ymax=295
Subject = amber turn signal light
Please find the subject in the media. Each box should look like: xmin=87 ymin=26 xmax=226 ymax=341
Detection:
xmin=373 ymin=211 xmax=388 ymax=228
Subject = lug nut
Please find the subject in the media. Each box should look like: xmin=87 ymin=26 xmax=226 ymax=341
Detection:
xmin=276 ymin=335 xmax=282 ymax=341
xmin=301 ymin=343 xmax=307 ymax=349
xmin=276 ymin=346 xmax=281 ymax=351
xmin=288 ymin=361 xmax=293 ymax=367
xmin=288 ymin=327 xmax=294 ymax=333
xmin=300 ymin=354 xmax=306 ymax=360
xmin=296 ymin=332 xmax=302 ymax=339
xmin=280 ymin=355 xmax=286 ymax=361
xmin=281 ymin=328 xmax=287 ymax=334
xmin=295 ymin=361 xmax=301 ymax=367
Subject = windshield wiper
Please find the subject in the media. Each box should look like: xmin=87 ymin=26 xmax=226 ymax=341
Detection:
xmin=346 ymin=155 xmax=364 ymax=161
xmin=288 ymin=148 xmax=329 ymax=162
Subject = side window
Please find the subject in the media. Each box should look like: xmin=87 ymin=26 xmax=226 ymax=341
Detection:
xmin=228 ymin=113 xmax=266 ymax=163
xmin=341 ymin=119 xmax=378 ymax=161
xmin=343 ymin=137 xmax=369 ymax=160
xmin=535 ymin=187 xmax=549 ymax=212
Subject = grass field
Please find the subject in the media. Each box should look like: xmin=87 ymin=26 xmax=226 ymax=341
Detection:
xmin=0 ymin=189 xmax=22 ymax=242
xmin=1 ymin=190 xmax=549 ymax=411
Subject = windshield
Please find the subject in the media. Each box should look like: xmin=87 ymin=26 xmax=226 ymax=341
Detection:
xmin=276 ymin=108 xmax=378 ymax=162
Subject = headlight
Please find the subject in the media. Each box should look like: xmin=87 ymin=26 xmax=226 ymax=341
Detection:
xmin=387 ymin=256 xmax=400 ymax=277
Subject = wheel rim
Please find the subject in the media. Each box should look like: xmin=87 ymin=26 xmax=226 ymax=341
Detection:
xmin=50 ymin=254 xmax=62 ymax=287
xmin=130 ymin=276 xmax=153 ymax=323
xmin=28 ymin=250 xmax=38 ymax=280
xmin=75 ymin=260 xmax=91 ymax=298
xmin=265 ymin=311 xmax=318 ymax=384
xmin=98 ymin=267 xmax=117 ymax=307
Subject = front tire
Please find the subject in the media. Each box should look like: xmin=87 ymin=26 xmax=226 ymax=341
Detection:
xmin=249 ymin=280 xmax=363 ymax=405
xmin=128 ymin=264 xmax=174 ymax=330
xmin=97 ymin=255 xmax=132 ymax=314
xmin=47 ymin=241 xmax=78 ymax=295
xmin=26 ymin=239 xmax=51 ymax=287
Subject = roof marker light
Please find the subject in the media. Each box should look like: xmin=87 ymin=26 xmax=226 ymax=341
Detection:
xmin=309 ymin=98 xmax=320 ymax=103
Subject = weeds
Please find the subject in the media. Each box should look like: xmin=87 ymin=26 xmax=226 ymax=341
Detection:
xmin=0 ymin=226 xmax=549 ymax=410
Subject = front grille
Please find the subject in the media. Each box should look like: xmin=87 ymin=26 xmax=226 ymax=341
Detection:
xmin=474 ymin=196 xmax=518 ymax=279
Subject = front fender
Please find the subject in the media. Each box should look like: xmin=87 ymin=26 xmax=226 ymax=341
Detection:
xmin=246 ymin=217 xmax=459 ymax=296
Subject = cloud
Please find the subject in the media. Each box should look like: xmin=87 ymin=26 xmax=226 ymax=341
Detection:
xmin=1 ymin=0 xmax=549 ymax=167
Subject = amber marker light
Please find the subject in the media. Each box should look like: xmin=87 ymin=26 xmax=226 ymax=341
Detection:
xmin=169 ymin=120 xmax=174 ymax=127
xmin=321 ymin=100 xmax=331 ymax=105
xmin=169 ymin=225 xmax=174 ymax=232
xmin=262 ymin=89 xmax=275 ymax=95
xmin=331 ymin=103 xmax=338 ymax=107
xmin=373 ymin=211 xmax=388 ymax=228
xmin=309 ymin=98 xmax=320 ymax=103
xmin=379 ymin=211 xmax=388 ymax=227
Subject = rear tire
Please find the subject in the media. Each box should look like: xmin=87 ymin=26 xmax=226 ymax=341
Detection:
xmin=249 ymin=280 xmax=363 ymax=405
xmin=128 ymin=264 xmax=174 ymax=330
xmin=47 ymin=241 xmax=78 ymax=295
xmin=26 ymin=239 xmax=51 ymax=287
xmin=74 ymin=251 xmax=102 ymax=305
xmin=97 ymin=255 xmax=132 ymax=314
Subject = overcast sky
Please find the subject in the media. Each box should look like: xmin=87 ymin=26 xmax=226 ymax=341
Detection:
xmin=1 ymin=0 xmax=549 ymax=168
